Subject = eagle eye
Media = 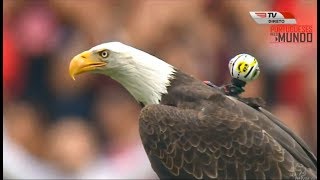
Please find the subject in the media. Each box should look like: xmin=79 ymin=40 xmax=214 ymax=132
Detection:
xmin=99 ymin=50 xmax=109 ymax=58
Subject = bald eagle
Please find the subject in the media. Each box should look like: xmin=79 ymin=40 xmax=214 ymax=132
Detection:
xmin=69 ymin=42 xmax=317 ymax=179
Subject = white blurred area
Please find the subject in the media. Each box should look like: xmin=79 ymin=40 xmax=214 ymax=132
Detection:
xmin=4 ymin=127 xmax=156 ymax=179
xmin=3 ymin=99 xmax=157 ymax=179
xmin=3 ymin=0 xmax=316 ymax=179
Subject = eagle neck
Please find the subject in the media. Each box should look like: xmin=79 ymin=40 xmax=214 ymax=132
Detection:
xmin=106 ymin=57 xmax=176 ymax=106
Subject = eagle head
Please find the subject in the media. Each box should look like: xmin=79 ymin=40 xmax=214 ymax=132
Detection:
xmin=69 ymin=42 xmax=176 ymax=105
xmin=69 ymin=42 xmax=133 ymax=79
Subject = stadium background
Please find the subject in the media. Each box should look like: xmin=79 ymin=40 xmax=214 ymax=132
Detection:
xmin=3 ymin=0 xmax=317 ymax=179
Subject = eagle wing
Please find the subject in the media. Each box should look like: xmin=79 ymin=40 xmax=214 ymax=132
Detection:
xmin=139 ymin=94 xmax=317 ymax=179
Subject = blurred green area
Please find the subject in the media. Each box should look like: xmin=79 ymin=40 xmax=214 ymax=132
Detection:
xmin=3 ymin=0 xmax=317 ymax=179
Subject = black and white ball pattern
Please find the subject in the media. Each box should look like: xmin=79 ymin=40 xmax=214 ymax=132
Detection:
xmin=228 ymin=54 xmax=260 ymax=82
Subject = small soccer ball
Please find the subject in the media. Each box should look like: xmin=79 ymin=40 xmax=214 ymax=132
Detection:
xmin=228 ymin=54 xmax=260 ymax=82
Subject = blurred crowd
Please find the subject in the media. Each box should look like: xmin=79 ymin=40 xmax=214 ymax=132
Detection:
xmin=3 ymin=0 xmax=317 ymax=179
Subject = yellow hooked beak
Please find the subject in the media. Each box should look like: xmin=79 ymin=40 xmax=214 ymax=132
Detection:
xmin=69 ymin=51 xmax=107 ymax=80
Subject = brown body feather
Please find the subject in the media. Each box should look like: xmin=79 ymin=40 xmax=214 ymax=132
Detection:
xmin=139 ymin=70 xmax=317 ymax=179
